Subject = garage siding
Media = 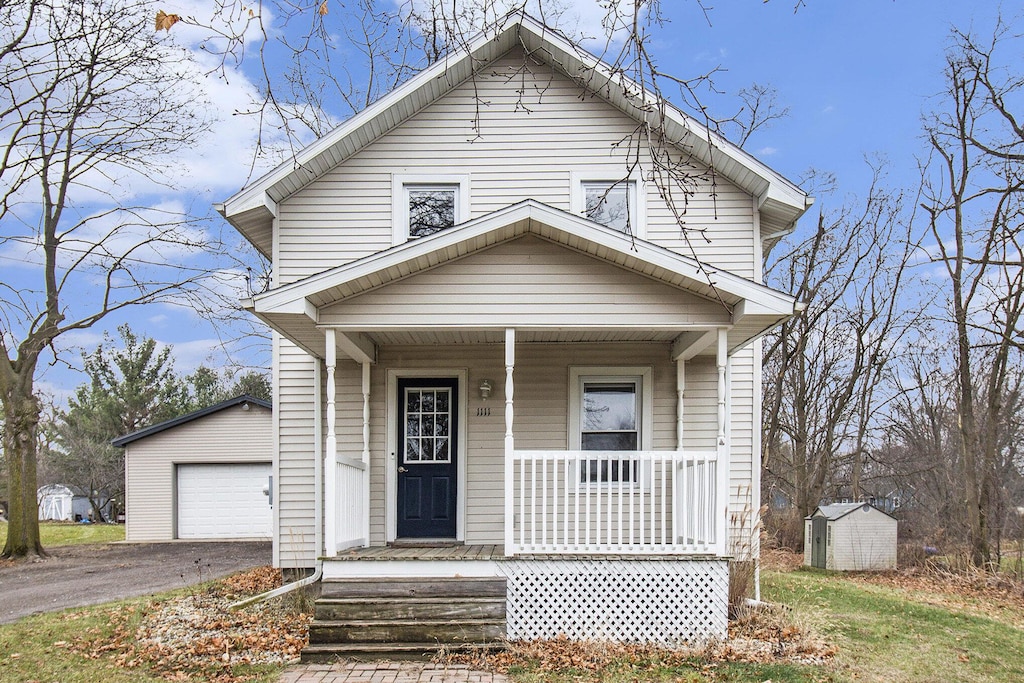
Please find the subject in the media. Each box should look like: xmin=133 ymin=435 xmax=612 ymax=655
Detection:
xmin=123 ymin=403 xmax=273 ymax=541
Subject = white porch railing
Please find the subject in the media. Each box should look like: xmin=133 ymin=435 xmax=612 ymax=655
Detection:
xmin=334 ymin=456 xmax=367 ymax=552
xmin=507 ymin=450 xmax=720 ymax=555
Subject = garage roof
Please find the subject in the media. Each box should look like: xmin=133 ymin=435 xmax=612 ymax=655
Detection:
xmin=111 ymin=395 xmax=271 ymax=447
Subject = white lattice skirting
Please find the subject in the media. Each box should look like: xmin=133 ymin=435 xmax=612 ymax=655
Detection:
xmin=498 ymin=559 xmax=728 ymax=645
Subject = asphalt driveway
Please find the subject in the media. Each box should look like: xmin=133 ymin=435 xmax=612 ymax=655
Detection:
xmin=0 ymin=540 xmax=271 ymax=624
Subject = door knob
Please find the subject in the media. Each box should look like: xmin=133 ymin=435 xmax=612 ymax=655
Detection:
xmin=398 ymin=466 xmax=408 ymax=473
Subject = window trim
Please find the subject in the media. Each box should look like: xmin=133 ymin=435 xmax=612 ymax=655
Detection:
xmin=392 ymin=173 xmax=470 ymax=245
xmin=570 ymin=171 xmax=646 ymax=238
xmin=568 ymin=366 xmax=654 ymax=486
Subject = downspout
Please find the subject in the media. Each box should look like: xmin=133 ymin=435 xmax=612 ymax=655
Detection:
xmin=232 ymin=360 xmax=324 ymax=610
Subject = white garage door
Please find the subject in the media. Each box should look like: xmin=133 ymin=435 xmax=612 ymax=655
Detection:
xmin=177 ymin=463 xmax=272 ymax=539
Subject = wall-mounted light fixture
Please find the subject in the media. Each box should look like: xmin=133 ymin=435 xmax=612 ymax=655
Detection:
xmin=479 ymin=379 xmax=493 ymax=400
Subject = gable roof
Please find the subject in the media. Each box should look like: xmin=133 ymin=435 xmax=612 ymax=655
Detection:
xmin=111 ymin=394 xmax=272 ymax=447
xmin=809 ymin=502 xmax=897 ymax=522
xmin=217 ymin=13 xmax=811 ymax=258
xmin=247 ymin=200 xmax=798 ymax=359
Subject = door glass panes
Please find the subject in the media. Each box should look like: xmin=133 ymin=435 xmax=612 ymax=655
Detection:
xmin=405 ymin=387 xmax=452 ymax=462
xmin=408 ymin=186 xmax=457 ymax=237
xmin=581 ymin=381 xmax=639 ymax=482
xmin=583 ymin=181 xmax=631 ymax=233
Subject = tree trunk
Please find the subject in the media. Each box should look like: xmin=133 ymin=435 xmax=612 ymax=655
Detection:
xmin=2 ymin=388 xmax=46 ymax=559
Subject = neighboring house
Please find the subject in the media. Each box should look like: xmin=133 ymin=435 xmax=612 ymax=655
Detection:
xmin=804 ymin=502 xmax=898 ymax=571
xmin=217 ymin=14 xmax=811 ymax=652
xmin=112 ymin=395 xmax=273 ymax=541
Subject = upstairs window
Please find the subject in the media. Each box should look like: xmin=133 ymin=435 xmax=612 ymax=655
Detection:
xmin=571 ymin=173 xmax=644 ymax=237
xmin=408 ymin=185 xmax=457 ymax=237
xmin=583 ymin=181 xmax=633 ymax=233
xmin=392 ymin=174 xmax=470 ymax=244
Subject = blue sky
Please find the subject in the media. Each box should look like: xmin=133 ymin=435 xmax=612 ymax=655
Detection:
xmin=21 ymin=0 xmax=1011 ymax=402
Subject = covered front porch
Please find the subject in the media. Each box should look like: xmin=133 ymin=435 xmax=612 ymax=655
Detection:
xmin=320 ymin=326 xmax=732 ymax=560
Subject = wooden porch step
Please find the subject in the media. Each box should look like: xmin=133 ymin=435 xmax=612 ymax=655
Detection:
xmin=315 ymin=596 xmax=506 ymax=621
xmin=319 ymin=577 xmax=507 ymax=599
xmin=303 ymin=576 xmax=508 ymax=661
xmin=308 ymin=618 xmax=506 ymax=644
xmin=300 ymin=641 xmax=505 ymax=663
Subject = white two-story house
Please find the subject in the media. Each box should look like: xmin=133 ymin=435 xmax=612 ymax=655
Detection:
xmin=218 ymin=13 xmax=811 ymax=659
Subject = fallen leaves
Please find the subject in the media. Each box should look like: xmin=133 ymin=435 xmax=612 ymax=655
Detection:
xmin=447 ymin=606 xmax=836 ymax=677
xmin=65 ymin=566 xmax=310 ymax=682
xmin=846 ymin=563 xmax=1024 ymax=629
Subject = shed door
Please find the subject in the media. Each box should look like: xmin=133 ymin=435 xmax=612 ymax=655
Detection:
xmin=811 ymin=517 xmax=828 ymax=568
xmin=177 ymin=463 xmax=272 ymax=539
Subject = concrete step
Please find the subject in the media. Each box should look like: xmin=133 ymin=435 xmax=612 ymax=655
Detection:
xmin=319 ymin=577 xmax=506 ymax=599
xmin=314 ymin=596 xmax=506 ymax=621
xmin=308 ymin=619 xmax=507 ymax=645
xmin=299 ymin=641 xmax=505 ymax=663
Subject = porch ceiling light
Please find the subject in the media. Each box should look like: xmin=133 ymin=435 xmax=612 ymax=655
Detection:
xmin=479 ymin=379 xmax=493 ymax=400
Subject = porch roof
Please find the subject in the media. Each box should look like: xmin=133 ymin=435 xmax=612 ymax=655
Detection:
xmin=248 ymin=200 xmax=798 ymax=360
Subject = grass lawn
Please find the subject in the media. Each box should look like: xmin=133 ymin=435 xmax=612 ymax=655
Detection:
xmin=0 ymin=520 xmax=124 ymax=548
xmin=762 ymin=569 xmax=1024 ymax=683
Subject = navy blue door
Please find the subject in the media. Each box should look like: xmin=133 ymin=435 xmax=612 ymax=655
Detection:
xmin=397 ymin=378 xmax=458 ymax=538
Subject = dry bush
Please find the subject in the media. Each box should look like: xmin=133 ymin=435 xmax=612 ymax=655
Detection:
xmin=762 ymin=507 xmax=805 ymax=552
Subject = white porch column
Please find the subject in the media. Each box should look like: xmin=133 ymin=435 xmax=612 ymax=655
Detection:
xmin=324 ymin=328 xmax=338 ymax=557
xmin=716 ymin=328 xmax=730 ymax=556
xmin=361 ymin=361 xmax=371 ymax=547
xmin=503 ymin=328 xmax=516 ymax=557
xmin=676 ymin=359 xmax=685 ymax=451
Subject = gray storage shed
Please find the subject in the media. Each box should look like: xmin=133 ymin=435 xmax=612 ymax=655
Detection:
xmin=804 ymin=502 xmax=898 ymax=571
xmin=113 ymin=395 xmax=273 ymax=542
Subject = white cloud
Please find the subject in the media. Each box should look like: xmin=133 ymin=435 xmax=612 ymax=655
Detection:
xmin=757 ymin=146 xmax=778 ymax=156
xmin=399 ymin=0 xmax=638 ymax=44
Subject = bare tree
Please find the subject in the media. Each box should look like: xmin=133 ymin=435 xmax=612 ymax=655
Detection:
xmin=0 ymin=0 xmax=228 ymax=559
xmin=762 ymin=168 xmax=918 ymax=529
xmin=919 ymin=17 xmax=1024 ymax=567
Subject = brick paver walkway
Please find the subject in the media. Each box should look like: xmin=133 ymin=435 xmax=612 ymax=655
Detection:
xmin=279 ymin=662 xmax=508 ymax=683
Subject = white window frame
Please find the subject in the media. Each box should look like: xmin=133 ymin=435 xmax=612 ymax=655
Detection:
xmin=568 ymin=366 xmax=653 ymax=487
xmin=570 ymin=171 xmax=646 ymax=238
xmin=392 ymin=173 xmax=471 ymax=245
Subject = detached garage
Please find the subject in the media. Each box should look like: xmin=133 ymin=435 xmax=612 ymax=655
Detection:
xmin=113 ymin=395 xmax=273 ymax=541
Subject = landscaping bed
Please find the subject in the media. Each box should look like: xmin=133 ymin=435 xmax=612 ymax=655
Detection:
xmin=3 ymin=553 xmax=1024 ymax=682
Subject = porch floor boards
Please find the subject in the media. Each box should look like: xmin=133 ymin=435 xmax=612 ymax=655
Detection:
xmin=330 ymin=544 xmax=502 ymax=561
xmin=327 ymin=544 xmax=719 ymax=561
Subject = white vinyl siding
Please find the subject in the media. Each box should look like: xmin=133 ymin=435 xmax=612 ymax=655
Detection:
xmin=122 ymin=403 xmax=272 ymax=542
xmin=275 ymin=50 xmax=755 ymax=286
xmin=318 ymin=235 xmax=731 ymax=328
xmin=275 ymin=336 xmax=319 ymax=567
xmin=267 ymin=44 xmax=769 ymax=566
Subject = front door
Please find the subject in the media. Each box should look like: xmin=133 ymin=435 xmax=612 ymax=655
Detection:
xmin=396 ymin=377 xmax=458 ymax=539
